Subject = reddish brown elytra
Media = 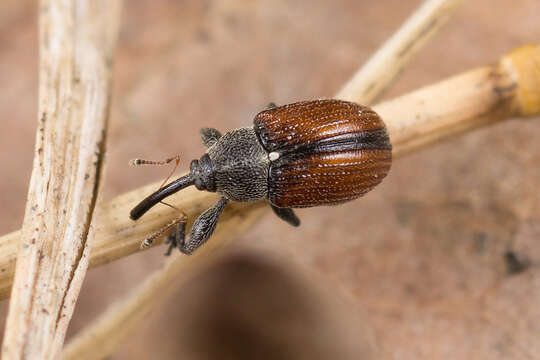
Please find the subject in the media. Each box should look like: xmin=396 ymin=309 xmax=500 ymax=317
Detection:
xmin=130 ymin=99 xmax=392 ymax=255
xmin=254 ymin=100 xmax=392 ymax=207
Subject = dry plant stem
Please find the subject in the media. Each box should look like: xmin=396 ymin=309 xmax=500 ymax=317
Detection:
xmin=0 ymin=46 xmax=537 ymax=306
xmin=336 ymin=0 xmax=466 ymax=104
xmin=1 ymin=1 xmax=121 ymax=360
xmin=58 ymin=47 xmax=540 ymax=360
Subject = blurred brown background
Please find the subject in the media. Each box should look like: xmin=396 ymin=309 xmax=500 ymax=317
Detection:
xmin=1 ymin=0 xmax=539 ymax=359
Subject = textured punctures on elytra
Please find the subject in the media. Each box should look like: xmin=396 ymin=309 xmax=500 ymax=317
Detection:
xmin=256 ymin=100 xmax=391 ymax=208
xmin=131 ymin=99 xmax=392 ymax=255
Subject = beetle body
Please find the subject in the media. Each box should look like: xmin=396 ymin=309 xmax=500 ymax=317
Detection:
xmin=130 ymin=99 xmax=392 ymax=255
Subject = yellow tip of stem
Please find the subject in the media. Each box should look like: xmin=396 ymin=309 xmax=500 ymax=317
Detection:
xmin=503 ymin=45 xmax=540 ymax=117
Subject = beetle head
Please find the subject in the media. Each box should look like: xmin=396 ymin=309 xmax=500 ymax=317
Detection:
xmin=190 ymin=154 xmax=216 ymax=192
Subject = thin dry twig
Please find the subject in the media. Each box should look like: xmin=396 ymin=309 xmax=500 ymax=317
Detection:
xmin=60 ymin=45 xmax=540 ymax=360
xmin=336 ymin=0 xmax=466 ymax=104
xmin=1 ymin=1 xmax=121 ymax=359
xmin=380 ymin=45 xmax=540 ymax=155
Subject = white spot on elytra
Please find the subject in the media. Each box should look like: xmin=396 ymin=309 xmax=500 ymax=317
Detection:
xmin=269 ymin=152 xmax=280 ymax=161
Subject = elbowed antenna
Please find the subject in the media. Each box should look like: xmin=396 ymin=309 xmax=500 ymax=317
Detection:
xmin=130 ymin=173 xmax=195 ymax=220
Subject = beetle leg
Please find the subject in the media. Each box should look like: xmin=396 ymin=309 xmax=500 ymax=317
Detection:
xmin=164 ymin=221 xmax=186 ymax=256
xmin=200 ymin=128 xmax=222 ymax=148
xmin=270 ymin=204 xmax=300 ymax=227
xmin=180 ymin=197 xmax=229 ymax=255
xmin=267 ymin=102 xmax=277 ymax=109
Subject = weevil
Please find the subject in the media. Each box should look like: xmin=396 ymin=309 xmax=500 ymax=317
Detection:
xmin=130 ymin=99 xmax=392 ymax=255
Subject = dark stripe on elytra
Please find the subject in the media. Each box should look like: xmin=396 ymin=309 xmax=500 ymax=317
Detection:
xmin=270 ymin=129 xmax=391 ymax=160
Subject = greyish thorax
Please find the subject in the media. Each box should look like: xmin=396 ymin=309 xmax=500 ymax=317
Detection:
xmin=193 ymin=127 xmax=269 ymax=202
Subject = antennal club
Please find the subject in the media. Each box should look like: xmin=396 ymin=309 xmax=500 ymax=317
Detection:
xmin=129 ymin=155 xmax=181 ymax=189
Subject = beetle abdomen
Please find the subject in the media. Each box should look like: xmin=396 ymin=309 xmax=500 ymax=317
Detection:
xmin=253 ymin=99 xmax=391 ymax=208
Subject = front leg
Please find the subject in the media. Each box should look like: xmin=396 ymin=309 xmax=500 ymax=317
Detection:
xmin=200 ymin=128 xmax=222 ymax=148
xmin=180 ymin=197 xmax=229 ymax=255
xmin=164 ymin=221 xmax=186 ymax=256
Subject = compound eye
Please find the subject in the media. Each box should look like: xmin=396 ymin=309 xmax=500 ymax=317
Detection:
xmin=194 ymin=177 xmax=205 ymax=190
